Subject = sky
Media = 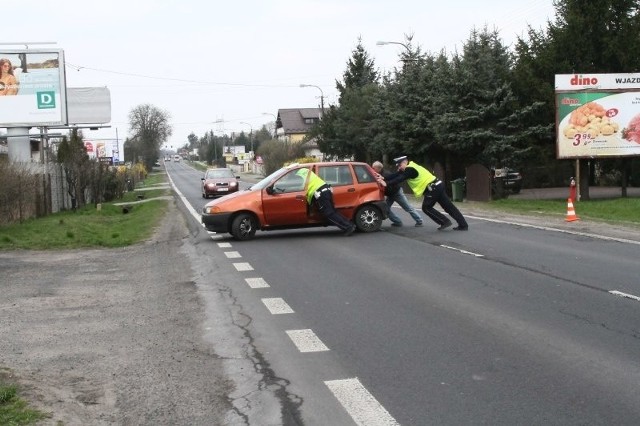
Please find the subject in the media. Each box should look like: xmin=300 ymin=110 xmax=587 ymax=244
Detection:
xmin=3 ymin=0 xmax=556 ymax=151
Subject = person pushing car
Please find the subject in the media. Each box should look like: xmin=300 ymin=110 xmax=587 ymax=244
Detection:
xmin=378 ymin=156 xmax=468 ymax=231
xmin=296 ymin=167 xmax=356 ymax=236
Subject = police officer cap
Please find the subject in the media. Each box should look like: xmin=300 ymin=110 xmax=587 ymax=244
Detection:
xmin=393 ymin=155 xmax=408 ymax=165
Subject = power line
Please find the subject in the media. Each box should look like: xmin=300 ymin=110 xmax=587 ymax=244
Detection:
xmin=65 ymin=62 xmax=306 ymax=89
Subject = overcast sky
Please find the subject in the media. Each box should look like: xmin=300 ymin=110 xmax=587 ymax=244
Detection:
xmin=4 ymin=0 xmax=555 ymax=150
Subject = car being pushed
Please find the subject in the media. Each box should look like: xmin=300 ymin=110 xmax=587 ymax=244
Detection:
xmin=201 ymin=162 xmax=388 ymax=240
xmin=201 ymin=168 xmax=240 ymax=198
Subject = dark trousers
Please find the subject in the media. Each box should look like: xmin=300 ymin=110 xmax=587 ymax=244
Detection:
xmin=315 ymin=189 xmax=353 ymax=231
xmin=421 ymin=182 xmax=468 ymax=227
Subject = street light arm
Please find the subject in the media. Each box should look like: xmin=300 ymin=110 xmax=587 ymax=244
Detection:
xmin=376 ymin=40 xmax=411 ymax=52
xmin=299 ymin=84 xmax=325 ymax=111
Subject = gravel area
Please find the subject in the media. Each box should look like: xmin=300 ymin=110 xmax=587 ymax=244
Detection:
xmin=0 ymin=201 xmax=250 ymax=425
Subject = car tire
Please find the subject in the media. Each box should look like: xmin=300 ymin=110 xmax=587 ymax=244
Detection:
xmin=354 ymin=205 xmax=382 ymax=233
xmin=231 ymin=213 xmax=258 ymax=241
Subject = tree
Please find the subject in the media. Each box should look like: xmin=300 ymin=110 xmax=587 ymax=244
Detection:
xmin=314 ymin=39 xmax=380 ymax=162
xmin=128 ymin=104 xmax=172 ymax=171
xmin=432 ymin=27 xmax=548 ymax=173
xmin=56 ymin=129 xmax=91 ymax=210
xmin=372 ymin=38 xmax=440 ymax=162
xmin=257 ymin=139 xmax=305 ymax=175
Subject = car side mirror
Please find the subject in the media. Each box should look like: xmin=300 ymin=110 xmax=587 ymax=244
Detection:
xmin=236 ymin=176 xmax=240 ymax=179
xmin=266 ymin=186 xmax=274 ymax=195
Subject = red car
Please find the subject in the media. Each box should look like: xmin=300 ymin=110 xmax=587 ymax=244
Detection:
xmin=201 ymin=162 xmax=387 ymax=240
xmin=201 ymin=168 xmax=240 ymax=198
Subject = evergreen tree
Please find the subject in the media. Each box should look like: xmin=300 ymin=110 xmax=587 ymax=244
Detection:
xmin=56 ymin=129 xmax=91 ymax=209
xmin=433 ymin=27 xmax=546 ymax=169
xmin=314 ymin=39 xmax=380 ymax=162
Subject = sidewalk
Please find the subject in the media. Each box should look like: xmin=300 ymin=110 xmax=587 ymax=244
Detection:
xmin=510 ymin=186 xmax=640 ymax=200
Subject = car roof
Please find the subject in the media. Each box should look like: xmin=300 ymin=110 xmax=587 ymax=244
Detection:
xmin=285 ymin=161 xmax=370 ymax=169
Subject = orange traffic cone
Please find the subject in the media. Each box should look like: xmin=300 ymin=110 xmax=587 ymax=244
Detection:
xmin=565 ymin=198 xmax=579 ymax=222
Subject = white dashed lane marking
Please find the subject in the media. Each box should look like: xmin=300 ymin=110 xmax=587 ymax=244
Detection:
xmin=233 ymin=262 xmax=254 ymax=271
xmin=217 ymin=242 xmax=232 ymax=248
xmin=245 ymin=278 xmax=270 ymax=288
xmin=286 ymin=329 xmax=329 ymax=352
xmin=224 ymin=251 xmax=242 ymax=258
xmin=262 ymin=298 xmax=295 ymax=314
xmin=325 ymin=378 xmax=399 ymax=426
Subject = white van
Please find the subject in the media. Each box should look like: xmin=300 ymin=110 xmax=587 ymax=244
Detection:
xmin=174 ymin=155 xmax=181 ymax=162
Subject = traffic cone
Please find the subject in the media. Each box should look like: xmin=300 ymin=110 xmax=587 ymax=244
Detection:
xmin=565 ymin=198 xmax=579 ymax=222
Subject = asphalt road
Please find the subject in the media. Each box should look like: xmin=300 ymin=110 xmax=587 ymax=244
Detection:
xmin=169 ymin=161 xmax=640 ymax=425
xmin=2 ymin=160 xmax=638 ymax=425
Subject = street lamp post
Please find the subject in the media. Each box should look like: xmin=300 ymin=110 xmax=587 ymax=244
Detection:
xmin=299 ymin=84 xmax=324 ymax=113
xmin=261 ymin=112 xmax=278 ymax=138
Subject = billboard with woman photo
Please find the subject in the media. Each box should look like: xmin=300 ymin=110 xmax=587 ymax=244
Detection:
xmin=0 ymin=49 xmax=67 ymax=127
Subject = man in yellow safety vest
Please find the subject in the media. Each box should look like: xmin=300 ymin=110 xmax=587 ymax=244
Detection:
xmin=377 ymin=156 xmax=468 ymax=231
xmin=296 ymin=168 xmax=356 ymax=236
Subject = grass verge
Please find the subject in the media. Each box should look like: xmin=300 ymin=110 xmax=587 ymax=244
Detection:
xmin=0 ymin=171 xmax=172 ymax=251
xmin=0 ymin=374 xmax=46 ymax=425
xmin=476 ymin=197 xmax=640 ymax=226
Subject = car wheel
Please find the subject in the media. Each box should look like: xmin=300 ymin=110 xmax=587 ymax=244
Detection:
xmin=231 ymin=213 xmax=257 ymax=241
xmin=354 ymin=205 xmax=382 ymax=233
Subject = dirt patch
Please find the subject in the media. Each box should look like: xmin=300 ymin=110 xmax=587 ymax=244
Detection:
xmin=0 ymin=200 xmax=233 ymax=425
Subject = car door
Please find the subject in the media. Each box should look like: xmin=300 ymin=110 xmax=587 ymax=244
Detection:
xmin=261 ymin=168 xmax=310 ymax=226
xmin=315 ymin=164 xmax=356 ymax=219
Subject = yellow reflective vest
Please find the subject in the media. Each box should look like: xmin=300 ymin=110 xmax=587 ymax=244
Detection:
xmin=406 ymin=161 xmax=437 ymax=196
xmin=296 ymin=168 xmax=327 ymax=204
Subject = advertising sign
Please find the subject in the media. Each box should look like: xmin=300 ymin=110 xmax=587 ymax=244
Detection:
xmin=555 ymin=74 xmax=640 ymax=159
xmin=0 ymin=49 xmax=67 ymax=127
xmin=85 ymin=139 xmax=121 ymax=163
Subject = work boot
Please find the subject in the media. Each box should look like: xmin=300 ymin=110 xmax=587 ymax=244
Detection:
xmin=437 ymin=220 xmax=452 ymax=230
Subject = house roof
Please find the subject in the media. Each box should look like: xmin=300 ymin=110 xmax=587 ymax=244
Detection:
xmin=277 ymin=108 xmax=323 ymax=134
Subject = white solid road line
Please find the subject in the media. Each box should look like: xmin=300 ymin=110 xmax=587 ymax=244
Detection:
xmin=609 ymin=290 xmax=640 ymax=302
xmin=466 ymin=214 xmax=640 ymax=246
xmin=325 ymin=378 xmax=399 ymax=426
xmin=262 ymin=297 xmax=295 ymax=314
xmin=286 ymin=329 xmax=330 ymax=353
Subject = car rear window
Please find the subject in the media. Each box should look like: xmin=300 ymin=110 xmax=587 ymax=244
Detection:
xmin=318 ymin=165 xmax=353 ymax=186
xmin=353 ymin=164 xmax=376 ymax=184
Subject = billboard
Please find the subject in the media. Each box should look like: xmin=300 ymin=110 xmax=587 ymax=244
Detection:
xmin=555 ymin=74 xmax=640 ymax=159
xmin=0 ymin=49 xmax=67 ymax=127
xmin=85 ymin=139 xmax=121 ymax=164
xmin=67 ymin=87 xmax=111 ymax=125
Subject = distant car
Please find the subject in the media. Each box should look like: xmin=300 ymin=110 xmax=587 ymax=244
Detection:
xmin=201 ymin=162 xmax=387 ymax=240
xmin=173 ymin=155 xmax=181 ymax=162
xmin=201 ymin=168 xmax=240 ymax=198
xmin=494 ymin=168 xmax=523 ymax=194
xmin=165 ymin=156 xmax=171 ymax=161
